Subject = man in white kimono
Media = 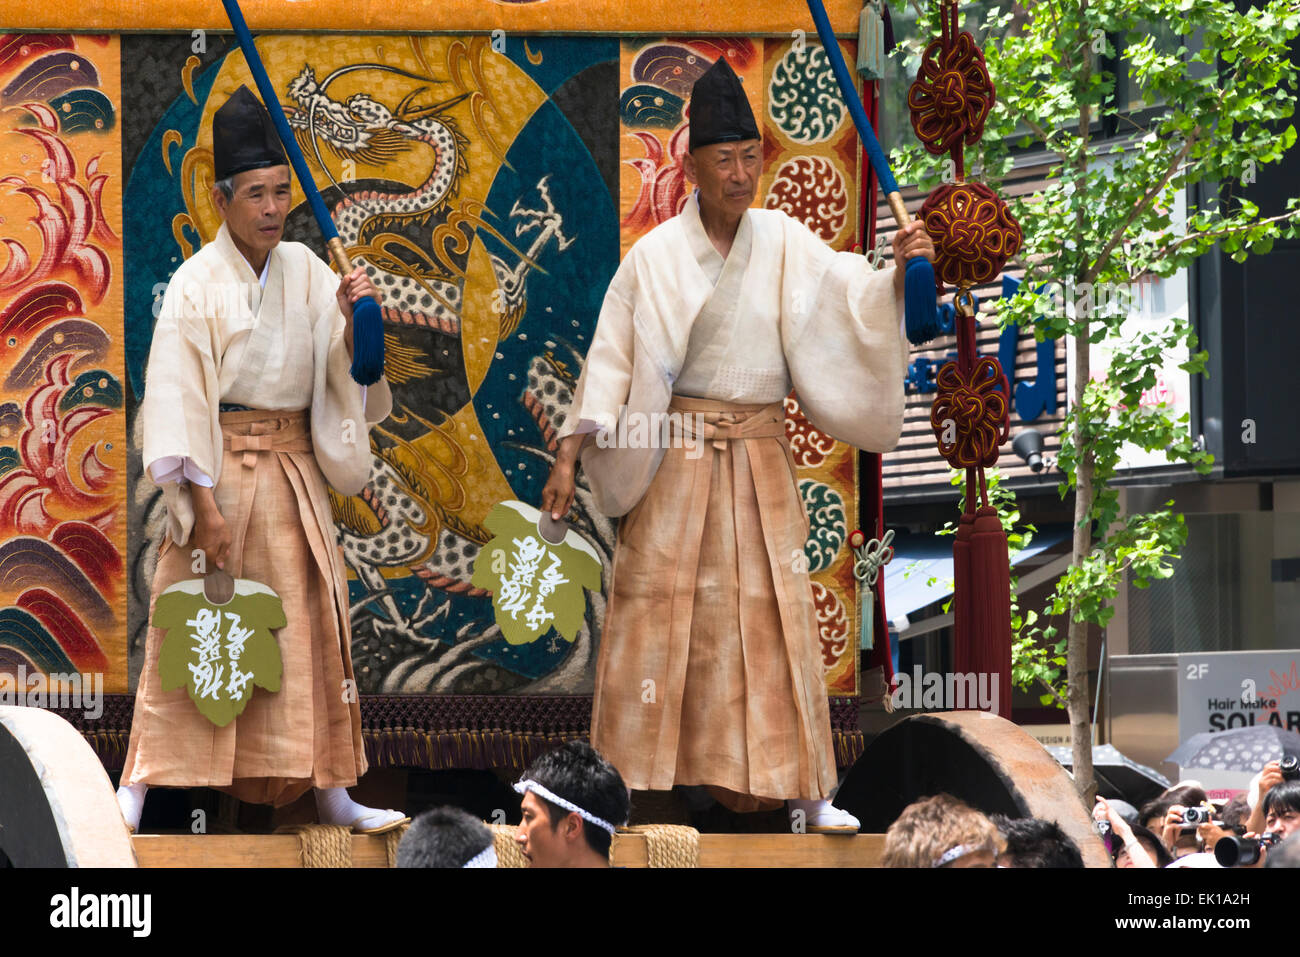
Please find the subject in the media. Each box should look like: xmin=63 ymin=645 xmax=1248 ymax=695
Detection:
xmin=116 ymin=86 xmax=406 ymax=834
xmin=541 ymin=59 xmax=934 ymax=831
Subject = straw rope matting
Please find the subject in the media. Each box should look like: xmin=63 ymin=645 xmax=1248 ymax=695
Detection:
xmin=622 ymin=824 xmax=700 ymax=868
xmin=279 ymin=824 xmax=353 ymax=868
xmin=385 ymin=823 xmax=409 ymax=867
xmin=489 ymin=823 xmax=530 ymax=868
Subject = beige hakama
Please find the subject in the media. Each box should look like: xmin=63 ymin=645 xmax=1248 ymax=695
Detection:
xmin=123 ymin=411 xmax=365 ymax=806
xmin=560 ymin=192 xmax=909 ymax=805
xmin=591 ymin=396 xmax=836 ymax=805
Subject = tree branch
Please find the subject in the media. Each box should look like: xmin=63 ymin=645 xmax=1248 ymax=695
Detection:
xmin=1150 ymin=209 xmax=1300 ymax=260
xmin=1037 ymin=674 xmax=1069 ymax=710
xmin=1085 ymin=127 xmax=1199 ymax=284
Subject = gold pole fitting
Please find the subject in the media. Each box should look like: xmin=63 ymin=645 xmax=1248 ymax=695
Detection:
xmin=885 ymin=191 xmax=911 ymax=228
xmin=327 ymin=237 xmax=354 ymax=275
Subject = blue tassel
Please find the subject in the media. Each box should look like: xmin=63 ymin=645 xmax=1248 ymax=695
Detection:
xmin=349 ymin=295 xmax=386 ymax=386
xmin=904 ymin=257 xmax=942 ymax=345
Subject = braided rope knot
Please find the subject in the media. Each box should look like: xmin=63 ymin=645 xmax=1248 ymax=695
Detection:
xmin=930 ymin=356 xmax=1009 ymax=468
xmin=908 ymin=30 xmax=994 ymax=155
xmin=920 ymin=181 xmax=1022 ymax=288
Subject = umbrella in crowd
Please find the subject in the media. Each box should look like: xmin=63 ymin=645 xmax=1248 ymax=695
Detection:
xmin=1045 ymin=744 xmax=1171 ymax=805
xmin=1166 ymin=725 xmax=1300 ymax=773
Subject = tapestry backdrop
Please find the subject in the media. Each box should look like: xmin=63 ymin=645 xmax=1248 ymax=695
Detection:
xmin=0 ymin=34 xmax=127 ymax=691
xmin=1 ymin=28 xmax=868 ymax=744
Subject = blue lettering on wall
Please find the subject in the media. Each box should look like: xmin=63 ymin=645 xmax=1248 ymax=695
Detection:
xmin=996 ymin=275 xmax=1058 ymax=423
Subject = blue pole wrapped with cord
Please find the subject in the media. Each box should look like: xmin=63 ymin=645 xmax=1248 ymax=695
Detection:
xmin=806 ymin=0 xmax=942 ymax=345
xmin=219 ymin=0 xmax=386 ymax=385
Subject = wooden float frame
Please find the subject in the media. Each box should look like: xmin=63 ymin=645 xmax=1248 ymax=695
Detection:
xmin=129 ymin=831 xmax=886 ymax=868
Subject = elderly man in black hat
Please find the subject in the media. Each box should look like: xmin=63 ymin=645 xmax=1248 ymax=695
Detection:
xmin=117 ymin=85 xmax=404 ymax=834
xmin=541 ymin=58 xmax=934 ymax=831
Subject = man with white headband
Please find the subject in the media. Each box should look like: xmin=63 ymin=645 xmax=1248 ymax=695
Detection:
xmin=514 ymin=741 xmax=630 ymax=868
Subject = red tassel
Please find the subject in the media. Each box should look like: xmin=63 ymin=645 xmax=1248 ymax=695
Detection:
xmin=967 ymin=504 xmax=1012 ymax=718
xmin=951 ymin=509 xmax=974 ymax=673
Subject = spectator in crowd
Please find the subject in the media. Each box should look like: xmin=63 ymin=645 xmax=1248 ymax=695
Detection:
xmin=991 ymin=816 xmax=1084 ymax=868
xmin=1247 ymin=760 xmax=1299 ymax=836
xmin=1265 ymin=832 xmax=1300 ymax=868
xmin=1139 ymin=783 xmax=1209 ymax=835
xmin=1097 ymin=796 xmax=1173 ymax=868
xmin=1223 ymin=777 xmax=1300 ymax=867
xmin=1219 ymin=793 xmax=1251 ymax=835
xmin=882 ymin=794 xmax=1003 ymax=868
xmin=397 ymin=806 xmax=496 ymax=868
xmin=1261 ymin=779 xmax=1300 ymax=841
xmin=1191 ymin=793 xmax=1249 ymax=853
xmin=1115 ymin=823 xmax=1175 ymax=868
xmin=1141 ymin=783 xmax=1212 ymax=859
xmin=514 ymin=740 xmax=630 ymax=868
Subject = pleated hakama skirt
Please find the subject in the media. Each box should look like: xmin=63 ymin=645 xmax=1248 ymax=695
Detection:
xmin=589 ymin=395 xmax=839 ymax=808
xmin=122 ymin=409 xmax=366 ymax=806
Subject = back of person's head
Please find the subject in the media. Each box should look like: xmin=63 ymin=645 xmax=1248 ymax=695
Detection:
xmin=991 ymin=816 xmax=1084 ymax=868
xmin=520 ymin=740 xmax=630 ymax=858
xmin=1113 ymin=823 xmax=1174 ymax=868
xmin=882 ymin=793 xmax=1002 ymax=868
xmin=1265 ymin=832 xmax=1300 ymax=868
xmin=1219 ymin=793 xmax=1251 ymax=835
xmin=397 ymin=806 xmax=495 ymax=868
xmin=1262 ymin=780 xmax=1300 ymax=819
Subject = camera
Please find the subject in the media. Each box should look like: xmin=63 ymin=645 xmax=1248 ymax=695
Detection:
xmin=1281 ymin=754 xmax=1300 ymax=781
xmin=1214 ymin=832 xmax=1279 ymax=867
xmin=1182 ymin=806 xmax=1212 ymax=825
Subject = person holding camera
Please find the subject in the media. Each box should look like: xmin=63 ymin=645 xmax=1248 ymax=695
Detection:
xmin=1156 ymin=800 xmax=1220 ymax=859
xmin=1095 ymin=796 xmax=1173 ymax=868
xmin=1214 ymin=775 xmax=1300 ymax=866
xmin=1245 ymin=756 xmax=1300 ymax=835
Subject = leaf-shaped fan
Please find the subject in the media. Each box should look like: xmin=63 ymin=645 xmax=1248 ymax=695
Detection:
xmin=471 ymin=500 xmax=603 ymax=646
xmin=154 ymin=574 xmax=286 ymax=726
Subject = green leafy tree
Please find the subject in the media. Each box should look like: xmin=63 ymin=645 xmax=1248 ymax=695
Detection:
xmin=888 ymin=0 xmax=1300 ymax=801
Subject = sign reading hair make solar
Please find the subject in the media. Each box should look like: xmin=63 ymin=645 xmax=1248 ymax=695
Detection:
xmin=1176 ymin=650 xmax=1300 ymax=744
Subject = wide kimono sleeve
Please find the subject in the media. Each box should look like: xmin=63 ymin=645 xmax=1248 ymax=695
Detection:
xmin=304 ymin=252 xmax=393 ymax=495
xmin=555 ymin=254 xmax=638 ymax=442
xmin=140 ymin=265 xmax=224 ymax=546
xmin=556 ymin=237 xmax=691 ymax=517
xmin=778 ymin=214 xmax=909 ymax=453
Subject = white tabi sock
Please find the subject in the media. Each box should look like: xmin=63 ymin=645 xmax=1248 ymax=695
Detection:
xmin=116 ymin=782 xmax=147 ymax=831
xmin=314 ymin=786 xmax=405 ymax=831
xmin=787 ymin=798 xmax=860 ymax=828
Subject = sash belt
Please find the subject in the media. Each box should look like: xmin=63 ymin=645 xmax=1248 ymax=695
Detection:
xmin=219 ymin=409 xmax=313 ymax=577
xmin=670 ymin=400 xmax=787 ymax=452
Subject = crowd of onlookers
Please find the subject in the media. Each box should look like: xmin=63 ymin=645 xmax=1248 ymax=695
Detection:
xmin=880 ymin=757 xmax=1300 ymax=868
xmin=392 ymin=739 xmax=1300 ymax=868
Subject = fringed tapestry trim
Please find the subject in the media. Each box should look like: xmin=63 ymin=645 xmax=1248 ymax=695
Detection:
xmin=52 ymin=694 xmax=862 ymax=772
